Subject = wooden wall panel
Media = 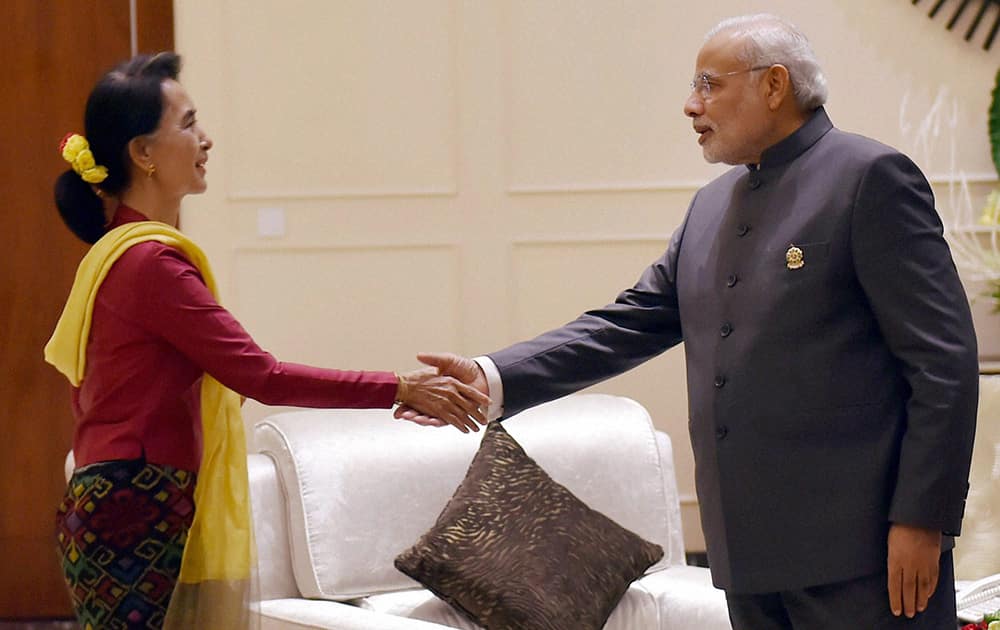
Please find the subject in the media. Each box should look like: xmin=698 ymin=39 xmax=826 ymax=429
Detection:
xmin=0 ymin=0 xmax=173 ymax=618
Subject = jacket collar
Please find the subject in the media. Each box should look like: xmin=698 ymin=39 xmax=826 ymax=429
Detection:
xmin=747 ymin=106 xmax=833 ymax=174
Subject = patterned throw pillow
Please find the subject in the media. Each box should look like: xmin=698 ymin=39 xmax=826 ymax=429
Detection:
xmin=394 ymin=421 xmax=664 ymax=630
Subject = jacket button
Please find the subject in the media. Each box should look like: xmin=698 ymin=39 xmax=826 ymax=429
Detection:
xmin=727 ymin=273 xmax=738 ymax=287
xmin=715 ymin=426 xmax=728 ymax=439
xmin=737 ymin=224 xmax=750 ymax=237
xmin=714 ymin=375 xmax=726 ymax=388
xmin=720 ymin=323 xmax=733 ymax=337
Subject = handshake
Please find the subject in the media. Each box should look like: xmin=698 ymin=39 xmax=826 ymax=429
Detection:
xmin=394 ymin=352 xmax=491 ymax=433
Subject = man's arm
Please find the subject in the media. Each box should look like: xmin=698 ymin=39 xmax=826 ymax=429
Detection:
xmin=397 ymin=219 xmax=690 ymax=423
xmin=852 ymin=151 xmax=979 ymax=617
xmin=485 ymin=226 xmax=687 ymax=418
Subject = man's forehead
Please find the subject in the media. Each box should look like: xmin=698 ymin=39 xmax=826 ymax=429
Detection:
xmin=695 ymin=32 xmax=743 ymax=72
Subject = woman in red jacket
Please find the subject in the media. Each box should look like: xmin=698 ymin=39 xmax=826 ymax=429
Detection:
xmin=49 ymin=51 xmax=487 ymax=629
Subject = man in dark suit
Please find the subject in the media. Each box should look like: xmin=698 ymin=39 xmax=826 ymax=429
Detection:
xmin=400 ymin=13 xmax=979 ymax=628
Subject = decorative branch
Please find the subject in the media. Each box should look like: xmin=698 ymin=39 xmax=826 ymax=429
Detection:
xmin=912 ymin=0 xmax=1000 ymax=49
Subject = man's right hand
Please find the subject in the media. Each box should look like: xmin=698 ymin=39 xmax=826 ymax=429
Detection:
xmin=394 ymin=352 xmax=489 ymax=427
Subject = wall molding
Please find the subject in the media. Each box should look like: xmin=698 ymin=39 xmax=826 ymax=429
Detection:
xmin=926 ymin=172 xmax=997 ymax=185
xmin=504 ymin=172 xmax=997 ymax=196
xmin=507 ymin=236 xmax=670 ymax=340
xmin=220 ymin=169 xmax=997 ymax=202
xmin=231 ymin=241 xmax=459 ymax=256
xmin=227 ymin=187 xmax=457 ymax=202
xmin=227 ymin=242 xmax=465 ymax=359
xmin=507 ymin=180 xmax=712 ymax=195
xmin=510 ymin=234 xmax=671 ymax=247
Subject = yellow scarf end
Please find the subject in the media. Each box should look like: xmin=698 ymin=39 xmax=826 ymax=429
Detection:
xmin=43 ymin=336 xmax=82 ymax=387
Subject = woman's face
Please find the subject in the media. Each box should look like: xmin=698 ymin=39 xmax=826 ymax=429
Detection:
xmin=144 ymin=79 xmax=212 ymax=197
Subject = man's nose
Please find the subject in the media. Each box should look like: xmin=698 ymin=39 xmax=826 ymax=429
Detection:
xmin=684 ymin=92 xmax=703 ymax=118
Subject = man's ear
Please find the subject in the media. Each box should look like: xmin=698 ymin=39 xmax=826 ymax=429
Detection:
xmin=127 ymin=135 xmax=154 ymax=173
xmin=763 ymin=64 xmax=792 ymax=111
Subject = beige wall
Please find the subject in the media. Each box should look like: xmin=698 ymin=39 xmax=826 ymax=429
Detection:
xmin=173 ymin=0 xmax=1000 ymax=552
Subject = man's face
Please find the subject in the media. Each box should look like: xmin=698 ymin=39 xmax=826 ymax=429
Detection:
xmin=683 ymin=32 xmax=771 ymax=165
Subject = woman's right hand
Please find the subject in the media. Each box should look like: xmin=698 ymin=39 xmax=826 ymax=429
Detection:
xmin=396 ymin=367 xmax=490 ymax=433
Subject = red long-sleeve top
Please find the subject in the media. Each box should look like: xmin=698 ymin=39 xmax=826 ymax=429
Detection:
xmin=71 ymin=205 xmax=398 ymax=471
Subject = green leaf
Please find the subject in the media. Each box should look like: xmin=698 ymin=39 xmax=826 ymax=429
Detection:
xmin=990 ymin=67 xmax=1000 ymax=176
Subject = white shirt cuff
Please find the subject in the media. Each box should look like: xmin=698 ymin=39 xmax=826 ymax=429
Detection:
xmin=473 ymin=356 xmax=505 ymax=421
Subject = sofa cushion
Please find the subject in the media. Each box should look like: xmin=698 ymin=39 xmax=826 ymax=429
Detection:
xmin=358 ymin=581 xmax=660 ymax=630
xmin=258 ymin=598 xmax=456 ymax=629
xmin=254 ymin=393 xmax=677 ymax=600
xmin=358 ymin=567 xmax=730 ymax=630
xmin=393 ymin=421 xmax=663 ymax=629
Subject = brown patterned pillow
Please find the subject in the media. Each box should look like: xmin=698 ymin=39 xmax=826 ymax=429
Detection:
xmin=394 ymin=421 xmax=663 ymax=630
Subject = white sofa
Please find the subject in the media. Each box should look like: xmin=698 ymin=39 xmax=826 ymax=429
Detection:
xmin=249 ymin=393 xmax=732 ymax=629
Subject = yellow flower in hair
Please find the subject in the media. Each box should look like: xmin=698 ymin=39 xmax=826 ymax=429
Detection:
xmin=61 ymin=134 xmax=89 ymax=163
xmin=81 ymin=166 xmax=108 ymax=184
xmin=73 ymin=149 xmax=96 ymax=173
xmin=59 ymin=132 xmax=108 ymax=184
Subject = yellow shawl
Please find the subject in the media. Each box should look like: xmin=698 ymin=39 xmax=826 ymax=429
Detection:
xmin=45 ymin=221 xmax=254 ymax=628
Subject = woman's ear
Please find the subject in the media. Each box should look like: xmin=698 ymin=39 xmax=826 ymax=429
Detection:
xmin=763 ymin=64 xmax=792 ymax=111
xmin=127 ymin=136 xmax=154 ymax=174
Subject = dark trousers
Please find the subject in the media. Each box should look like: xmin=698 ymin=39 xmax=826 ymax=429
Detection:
xmin=726 ymin=551 xmax=956 ymax=630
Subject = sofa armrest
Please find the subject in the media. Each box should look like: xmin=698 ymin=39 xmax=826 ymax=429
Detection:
xmin=250 ymin=453 xmax=300 ymax=600
xmin=637 ymin=566 xmax=731 ymax=630
xmin=653 ymin=430 xmax=687 ymax=567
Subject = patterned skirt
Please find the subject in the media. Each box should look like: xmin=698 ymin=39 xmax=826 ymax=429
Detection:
xmin=55 ymin=459 xmax=197 ymax=629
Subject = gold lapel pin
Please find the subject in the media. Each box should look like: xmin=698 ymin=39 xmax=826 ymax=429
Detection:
xmin=786 ymin=245 xmax=804 ymax=270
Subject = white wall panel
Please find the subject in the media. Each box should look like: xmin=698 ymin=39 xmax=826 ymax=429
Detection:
xmin=221 ymin=0 xmax=458 ymax=199
xmin=175 ymin=0 xmax=1000 ymax=554
xmin=231 ymin=245 xmax=463 ymax=369
xmin=509 ymin=238 xmax=694 ymax=524
xmin=503 ymin=1 xmax=720 ymax=191
xmin=510 ymin=237 xmax=668 ymax=337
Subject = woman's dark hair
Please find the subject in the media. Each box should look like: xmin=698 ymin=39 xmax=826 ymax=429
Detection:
xmin=54 ymin=52 xmax=181 ymax=243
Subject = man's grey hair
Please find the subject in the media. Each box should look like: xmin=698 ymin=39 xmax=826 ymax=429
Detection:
xmin=706 ymin=14 xmax=828 ymax=111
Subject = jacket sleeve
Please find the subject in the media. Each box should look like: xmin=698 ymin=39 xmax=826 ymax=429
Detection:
xmin=851 ymin=151 xmax=979 ymax=535
xmin=489 ymin=215 xmax=689 ymax=418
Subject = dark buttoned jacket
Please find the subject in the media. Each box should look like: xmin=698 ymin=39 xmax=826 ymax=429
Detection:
xmin=488 ymin=108 xmax=979 ymax=593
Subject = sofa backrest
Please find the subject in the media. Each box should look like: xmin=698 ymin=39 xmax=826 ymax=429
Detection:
xmin=254 ymin=393 xmax=686 ymax=602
